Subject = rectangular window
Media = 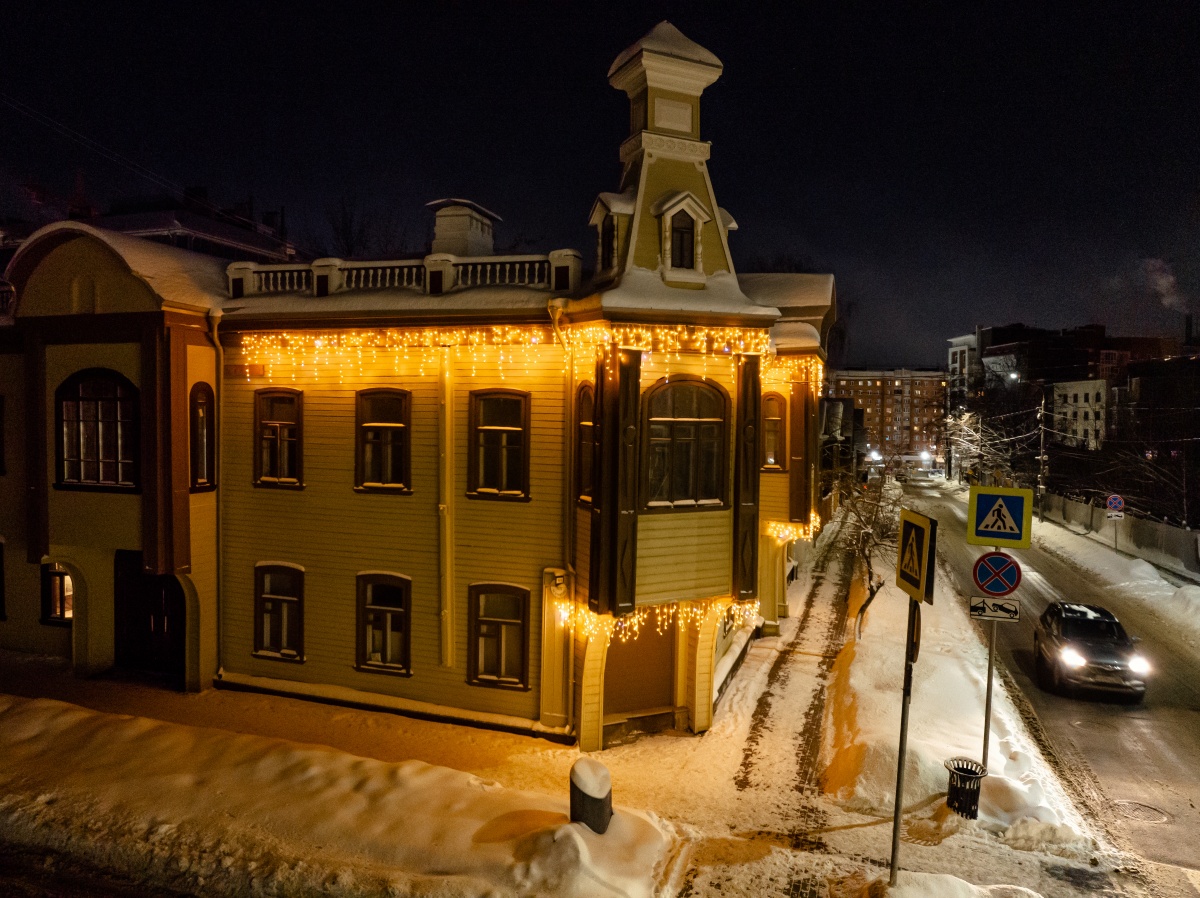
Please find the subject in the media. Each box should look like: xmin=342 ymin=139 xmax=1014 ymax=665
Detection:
xmin=254 ymin=565 xmax=303 ymax=660
xmin=358 ymin=574 xmax=411 ymax=674
xmin=41 ymin=563 xmax=73 ymax=626
xmin=467 ymin=583 xmax=529 ymax=689
xmin=468 ymin=390 xmax=530 ymax=499
xmin=670 ymin=210 xmax=695 ymax=269
xmin=57 ymin=371 xmax=139 ymax=488
xmin=254 ymin=390 xmax=302 ymax=486
xmin=190 ymin=382 xmax=216 ymax=491
xmin=356 ymin=390 xmax=411 ymax=491
xmin=761 ymin=393 xmax=787 ymax=470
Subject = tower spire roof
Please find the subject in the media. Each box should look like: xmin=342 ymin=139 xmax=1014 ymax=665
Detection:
xmin=608 ymin=22 xmax=722 ymax=94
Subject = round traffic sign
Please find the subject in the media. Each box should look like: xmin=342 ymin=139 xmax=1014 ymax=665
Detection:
xmin=972 ymin=552 xmax=1022 ymax=597
xmin=1107 ymin=494 xmax=1125 ymax=512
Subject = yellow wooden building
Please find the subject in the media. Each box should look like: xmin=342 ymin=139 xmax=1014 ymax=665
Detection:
xmin=0 ymin=22 xmax=834 ymax=750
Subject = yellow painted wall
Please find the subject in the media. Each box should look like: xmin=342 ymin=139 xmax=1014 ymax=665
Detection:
xmin=632 ymin=158 xmax=730 ymax=275
xmin=219 ymin=341 xmax=567 ymax=721
xmin=646 ymin=88 xmax=701 ymax=140
xmin=636 ymin=511 xmax=732 ymax=603
xmin=760 ymin=471 xmax=790 ymax=523
xmin=186 ymin=342 xmax=219 ymax=687
xmin=19 ymin=238 xmax=157 ymax=317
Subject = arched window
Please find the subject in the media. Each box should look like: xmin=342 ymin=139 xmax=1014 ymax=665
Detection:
xmin=670 ymin=210 xmax=695 ymax=269
xmin=190 ymin=382 xmax=216 ymax=491
xmin=355 ymin=389 xmax=411 ymax=491
xmin=643 ymin=377 xmax=728 ymax=509
xmin=56 ymin=368 xmax=139 ymax=488
xmin=575 ymin=383 xmax=595 ymax=502
xmin=761 ymin=393 xmax=787 ymax=470
xmin=41 ymin=563 xmax=73 ymax=625
xmin=357 ymin=573 xmax=412 ymax=674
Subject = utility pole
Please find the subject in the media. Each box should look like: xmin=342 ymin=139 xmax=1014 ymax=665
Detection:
xmin=1038 ymin=392 xmax=1047 ymax=523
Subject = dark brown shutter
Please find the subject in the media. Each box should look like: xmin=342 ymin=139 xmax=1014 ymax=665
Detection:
xmin=789 ymin=381 xmax=811 ymax=523
xmin=588 ymin=346 xmax=641 ymax=615
xmin=732 ymin=355 xmax=760 ymax=599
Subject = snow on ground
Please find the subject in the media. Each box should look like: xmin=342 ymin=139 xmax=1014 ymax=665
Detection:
xmin=1033 ymin=511 xmax=1200 ymax=650
xmin=0 ymin=512 xmax=1139 ymax=897
xmin=0 ymin=694 xmax=668 ymax=898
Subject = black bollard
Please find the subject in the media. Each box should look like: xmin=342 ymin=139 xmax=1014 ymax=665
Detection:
xmin=569 ymin=757 xmax=613 ymax=834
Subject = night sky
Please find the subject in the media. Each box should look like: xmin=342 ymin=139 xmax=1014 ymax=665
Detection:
xmin=3 ymin=1 xmax=1198 ymax=366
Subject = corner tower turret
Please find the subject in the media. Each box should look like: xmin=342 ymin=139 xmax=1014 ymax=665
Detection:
xmin=590 ymin=22 xmax=748 ymax=307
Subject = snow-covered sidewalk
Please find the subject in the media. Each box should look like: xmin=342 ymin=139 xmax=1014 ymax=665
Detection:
xmin=0 ymin=513 xmax=1162 ymax=897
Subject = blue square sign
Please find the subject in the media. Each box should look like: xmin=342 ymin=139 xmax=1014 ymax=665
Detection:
xmin=967 ymin=486 xmax=1033 ymax=548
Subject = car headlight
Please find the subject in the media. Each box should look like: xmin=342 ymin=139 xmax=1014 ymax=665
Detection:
xmin=1060 ymin=647 xmax=1088 ymax=669
xmin=1129 ymin=654 xmax=1151 ymax=675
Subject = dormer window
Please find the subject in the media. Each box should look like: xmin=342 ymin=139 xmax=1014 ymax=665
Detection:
xmin=652 ymin=191 xmax=712 ymax=284
xmin=601 ymin=215 xmax=616 ymax=271
xmin=670 ymin=211 xmax=694 ymax=269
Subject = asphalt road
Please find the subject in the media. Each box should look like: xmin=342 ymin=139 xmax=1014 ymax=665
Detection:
xmin=907 ymin=481 xmax=1200 ymax=879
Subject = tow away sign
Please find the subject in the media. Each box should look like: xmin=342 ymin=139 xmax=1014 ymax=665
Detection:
xmin=896 ymin=508 xmax=938 ymax=604
xmin=967 ymin=486 xmax=1034 ymax=548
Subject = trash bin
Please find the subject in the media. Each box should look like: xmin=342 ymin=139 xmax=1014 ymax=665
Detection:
xmin=944 ymin=757 xmax=987 ymax=819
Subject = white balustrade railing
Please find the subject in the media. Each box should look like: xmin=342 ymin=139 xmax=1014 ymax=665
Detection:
xmin=254 ymin=266 xmax=312 ymax=294
xmin=343 ymin=262 xmax=425 ymax=291
xmin=454 ymin=256 xmax=550 ymax=288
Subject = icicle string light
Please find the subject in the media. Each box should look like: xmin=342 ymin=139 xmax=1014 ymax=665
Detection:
xmin=765 ymin=512 xmax=823 ymax=542
xmin=762 ymin=354 xmax=824 ymax=396
xmin=555 ymin=597 xmax=761 ymax=644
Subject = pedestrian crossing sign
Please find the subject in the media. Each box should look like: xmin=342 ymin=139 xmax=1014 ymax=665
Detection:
xmin=896 ymin=508 xmax=938 ymax=604
xmin=967 ymin=486 xmax=1034 ymax=548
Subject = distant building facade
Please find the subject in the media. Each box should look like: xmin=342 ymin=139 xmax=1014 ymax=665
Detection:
xmin=1051 ymin=380 xmax=1107 ymax=450
xmin=827 ymin=368 xmax=946 ymax=462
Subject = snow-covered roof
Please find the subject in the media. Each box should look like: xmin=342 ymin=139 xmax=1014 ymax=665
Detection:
xmin=718 ymin=208 xmax=738 ymax=232
xmin=608 ymin=21 xmax=723 ymax=77
xmin=771 ymin=320 xmax=822 ymax=352
xmin=738 ymin=273 xmax=834 ymax=312
xmin=5 ymin=220 xmax=228 ymax=312
xmin=577 ymin=268 xmax=779 ymax=325
xmin=425 ymin=198 xmax=503 ymax=222
xmin=596 ymin=189 xmax=637 ymax=216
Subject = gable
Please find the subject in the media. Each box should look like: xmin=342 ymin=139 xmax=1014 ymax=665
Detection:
xmin=17 ymin=235 xmax=159 ymax=317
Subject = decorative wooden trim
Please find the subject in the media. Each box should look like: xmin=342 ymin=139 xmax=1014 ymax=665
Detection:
xmin=574 ymin=382 xmax=595 ymax=505
xmin=466 ymin=388 xmax=531 ymax=500
xmin=789 ymin=383 xmax=811 ymax=523
xmin=466 ymin=582 xmax=531 ymax=690
xmin=168 ymin=326 xmax=191 ymax=573
xmin=25 ymin=335 xmax=48 ymax=563
xmin=732 ymin=355 xmax=761 ymax=600
xmin=613 ymin=350 xmax=641 ymax=615
xmin=354 ymin=388 xmax=412 ymax=492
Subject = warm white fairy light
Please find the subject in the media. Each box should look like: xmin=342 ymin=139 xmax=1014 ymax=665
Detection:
xmin=765 ymin=512 xmax=822 ymax=542
xmin=238 ymin=322 xmax=773 ymax=382
xmin=762 ymin=354 xmax=824 ymax=396
xmin=555 ymin=596 xmax=761 ymax=644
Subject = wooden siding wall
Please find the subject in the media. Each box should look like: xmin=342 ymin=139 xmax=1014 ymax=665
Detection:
xmin=574 ymin=505 xmax=591 ymax=607
xmin=759 ymin=472 xmax=791 ymax=524
xmin=635 ymin=511 xmax=732 ymax=603
xmin=219 ymin=342 xmax=566 ymax=721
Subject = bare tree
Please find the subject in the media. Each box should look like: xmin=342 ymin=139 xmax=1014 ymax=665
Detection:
xmin=833 ymin=455 xmax=905 ymax=637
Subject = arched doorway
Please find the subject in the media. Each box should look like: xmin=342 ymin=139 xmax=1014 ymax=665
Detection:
xmin=114 ymin=550 xmax=186 ymax=689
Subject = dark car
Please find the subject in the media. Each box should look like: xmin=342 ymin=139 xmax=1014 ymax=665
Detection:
xmin=1033 ymin=602 xmax=1149 ymax=701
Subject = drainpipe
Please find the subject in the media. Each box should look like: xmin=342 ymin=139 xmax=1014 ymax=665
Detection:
xmin=547 ymin=298 xmax=576 ymax=730
xmin=208 ymin=309 xmax=224 ymax=681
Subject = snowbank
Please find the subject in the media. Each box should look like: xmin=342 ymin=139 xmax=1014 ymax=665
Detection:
xmin=820 ymin=569 xmax=1091 ymax=857
xmin=881 ymin=870 xmax=1045 ymax=897
xmin=0 ymin=695 xmax=669 ymax=897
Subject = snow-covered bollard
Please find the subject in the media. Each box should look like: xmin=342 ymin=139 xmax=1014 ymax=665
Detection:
xmin=570 ymin=757 xmax=613 ymax=834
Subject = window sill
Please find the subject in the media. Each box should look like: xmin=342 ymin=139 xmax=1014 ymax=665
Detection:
xmin=467 ymin=490 xmax=531 ymax=503
xmin=40 ymin=618 xmax=72 ymax=628
xmin=641 ymin=501 xmax=727 ymax=514
xmin=252 ymin=650 xmax=305 ymax=663
xmin=53 ymin=482 xmax=141 ymax=495
xmin=468 ymin=676 xmax=531 ymax=692
xmin=760 ymin=465 xmax=788 ymax=473
xmin=190 ymin=483 xmax=218 ymax=494
xmin=354 ymin=484 xmax=414 ymax=495
xmin=356 ymin=663 xmax=413 ymax=678
xmin=254 ymin=479 xmax=305 ymax=490
xmin=662 ymin=268 xmax=706 ymax=286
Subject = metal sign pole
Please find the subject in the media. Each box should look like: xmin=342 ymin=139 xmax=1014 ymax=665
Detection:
xmin=889 ymin=598 xmax=919 ymax=887
xmin=982 ymin=618 xmax=996 ymax=771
